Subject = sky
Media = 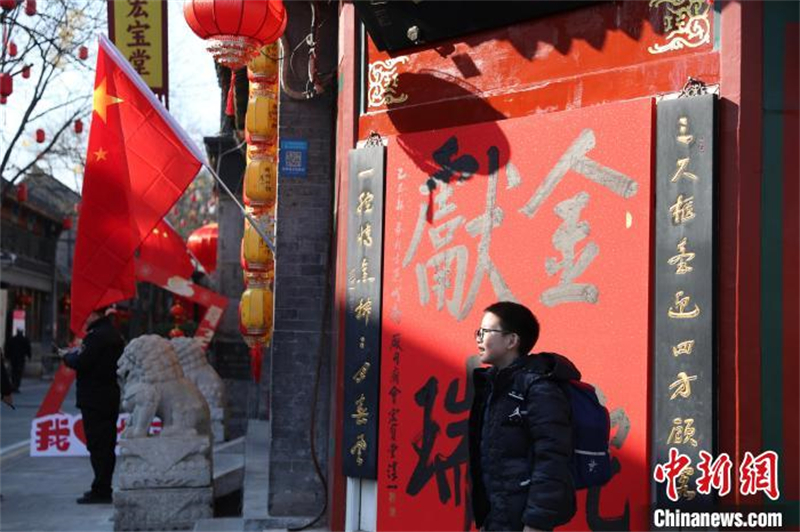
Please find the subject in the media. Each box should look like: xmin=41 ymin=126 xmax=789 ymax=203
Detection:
xmin=1 ymin=1 xmax=219 ymax=193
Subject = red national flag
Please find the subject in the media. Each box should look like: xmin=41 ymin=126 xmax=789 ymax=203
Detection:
xmin=138 ymin=220 xmax=195 ymax=280
xmin=70 ymin=35 xmax=205 ymax=333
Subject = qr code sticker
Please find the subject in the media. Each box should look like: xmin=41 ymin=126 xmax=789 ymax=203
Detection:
xmin=285 ymin=151 xmax=302 ymax=168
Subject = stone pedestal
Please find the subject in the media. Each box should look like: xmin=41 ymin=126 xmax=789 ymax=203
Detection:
xmin=114 ymin=436 xmax=213 ymax=531
xmin=114 ymin=487 xmax=213 ymax=531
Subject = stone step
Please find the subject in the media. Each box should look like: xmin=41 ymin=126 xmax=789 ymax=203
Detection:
xmin=192 ymin=517 xmax=244 ymax=531
xmin=213 ymin=452 xmax=244 ymax=498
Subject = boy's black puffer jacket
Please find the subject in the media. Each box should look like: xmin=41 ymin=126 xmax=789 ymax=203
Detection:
xmin=469 ymin=352 xmax=579 ymax=531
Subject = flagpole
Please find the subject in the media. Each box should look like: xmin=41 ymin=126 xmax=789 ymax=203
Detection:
xmin=203 ymin=162 xmax=276 ymax=256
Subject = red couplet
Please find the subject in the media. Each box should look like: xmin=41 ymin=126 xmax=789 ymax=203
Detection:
xmin=378 ymin=98 xmax=653 ymax=531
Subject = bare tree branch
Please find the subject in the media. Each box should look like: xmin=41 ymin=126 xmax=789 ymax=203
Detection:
xmin=1 ymin=0 xmax=104 ymax=194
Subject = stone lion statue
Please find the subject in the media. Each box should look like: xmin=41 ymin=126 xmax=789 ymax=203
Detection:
xmin=171 ymin=337 xmax=227 ymax=442
xmin=117 ymin=335 xmax=210 ymax=439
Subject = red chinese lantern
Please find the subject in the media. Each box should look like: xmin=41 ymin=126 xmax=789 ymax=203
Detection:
xmin=62 ymin=216 xmax=72 ymax=230
xmin=74 ymin=119 xmax=83 ymax=133
xmin=17 ymin=293 xmax=33 ymax=308
xmin=21 ymin=65 xmax=30 ymax=79
xmin=16 ymin=182 xmax=27 ymax=202
xmin=35 ymin=128 xmax=45 ymax=143
xmin=170 ymin=301 xmax=185 ymax=323
xmin=0 ymin=96 xmax=6 ymax=105
xmin=0 ymin=0 xmax=18 ymax=11
xmin=187 ymin=222 xmax=218 ymax=274
xmin=183 ymin=0 xmax=287 ymax=70
xmin=8 ymin=41 xmax=17 ymax=57
xmin=78 ymin=46 xmax=88 ymax=60
xmin=24 ymin=0 xmax=34 ymax=15
xmin=0 ymin=73 xmax=11 ymax=98
xmin=169 ymin=326 xmax=185 ymax=338
xmin=60 ymin=295 xmax=71 ymax=313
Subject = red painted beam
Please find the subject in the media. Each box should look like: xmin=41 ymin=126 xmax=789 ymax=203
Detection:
xmin=330 ymin=4 xmax=359 ymax=530
xmin=717 ymin=0 xmax=764 ymax=506
xmin=359 ymin=51 xmax=719 ymax=138
xmin=781 ymin=21 xmax=799 ymax=506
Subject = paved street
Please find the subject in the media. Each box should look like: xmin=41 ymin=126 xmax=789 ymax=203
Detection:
xmin=1 ymin=377 xmax=113 ymax=532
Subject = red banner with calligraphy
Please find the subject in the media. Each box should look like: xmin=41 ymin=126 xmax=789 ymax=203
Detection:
xmin=378 ymin=98 xmax=653 ymax=530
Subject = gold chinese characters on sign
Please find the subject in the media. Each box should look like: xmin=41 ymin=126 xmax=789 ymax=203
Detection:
xmin=352 ymin=394 xmax=369 ymax=426
xmin=350 ymin=434 xmax=367 ymax=466
xmin=667 ymin=417 xmax=698 ymax=447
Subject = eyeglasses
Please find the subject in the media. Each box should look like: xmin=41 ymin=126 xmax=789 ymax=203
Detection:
xmin=475 ymin=328 xmax=509 ymax=341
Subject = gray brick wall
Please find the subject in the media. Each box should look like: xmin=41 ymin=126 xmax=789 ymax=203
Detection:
xmin=268 ymin=89 xmax=335 ymax=517
xmin=267 ymin=1 xmax=337 ymax=516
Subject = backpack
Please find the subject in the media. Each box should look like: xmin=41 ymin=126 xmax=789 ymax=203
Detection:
xmin=561 ymin=379 xmax=613 ymax=489
xmin=515 ymin=372 xmax=612 ymax=489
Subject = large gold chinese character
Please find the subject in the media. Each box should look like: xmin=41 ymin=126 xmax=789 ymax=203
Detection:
xmin=355 ymin=297 xmax=373 ymax=325
xmin=671 ymin=158 xmax=699 ymax=182
xmin=677 ymin=117 xmax=695 ymax=145
xmin=667 ymin=417 xmax=698 ymax=447
xmin=672 ymin=339 xmax=695 ymax=357
xmin=353 ymin=361 xmax=371 ymax=383
xmin=350 ymin=434 xmax=367 ymax=466
xmin=668 ymin=290 xmax=700 ymax=319
xmin=677 ymin=466 xmax=696 ymax=500
xmin=357 ymin=191 xmax=375 ymax=216
xmin=669 ymin=371 xmax=698 ymax=400
xmin=352 ymin=394 xmax=369 ymax=426
xmin=669 ymin=194 xmax=696 ymax=225
xmin=668 ymin=237 xmax=695 ymax=274
xmin=357 ymin=223 xmax=373 ymax=247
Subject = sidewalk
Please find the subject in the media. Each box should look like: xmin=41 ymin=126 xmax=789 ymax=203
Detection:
xmin=1 ymin=377 xmax=113 ymax=532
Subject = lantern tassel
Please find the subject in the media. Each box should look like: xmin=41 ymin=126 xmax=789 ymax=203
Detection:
xmin=225 ymin=71 xmax=236 ymax=117
xmin=250 ymin=346 xmax=263 ymax=383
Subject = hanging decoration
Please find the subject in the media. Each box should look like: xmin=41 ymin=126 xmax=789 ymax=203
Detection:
xmin=8 ymin=41 xmax=17 ymax=57
xmin=78 ymin=45 xmax=88 ymax=60
xmin=183 ymin=1 xmax=286 ymax=383
xmin=73 ymin=119 xmax=83 ymax=133
xmin=0 ymin=0 xmax=19 ymax=12
xmin=187 ymin=222 xmax=218 ymax=274
xmin=35 ymin=128 xmax=45 ymax=143
xmin=0 ymin=73 xmax=12 ymax=99
xmin=24 ymin=0 xmax=34 ymax=16
xmin=183 ymin=0 xmax=287 ymax=130
xmin=169 ymin=300 xmax=186 ymax=338
xmin=236 ymin=43 xmax=280 ymax=381
xmin=62 ymin=216 xmax=72 ymax=230
xmin=182 ymin=0 xmax=287 ymax=70
xmin=21 ymin=64 xmax=30 ymax=78
xmin=16 ymin=182 xmax=27 ymax=202
xmin=17 ymin=292 xmax=33 ymax=308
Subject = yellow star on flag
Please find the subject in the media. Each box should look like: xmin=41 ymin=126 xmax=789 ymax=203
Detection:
xmin=93 ymin=78 xmax=123 ymax=123
xmin=94 ymin=147 xmax=108 ymax=161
